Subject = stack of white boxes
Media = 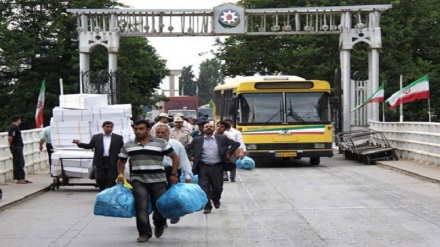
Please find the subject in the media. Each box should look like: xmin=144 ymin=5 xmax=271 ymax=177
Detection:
xmin=50 ymin=94 xmax=133 ymax=178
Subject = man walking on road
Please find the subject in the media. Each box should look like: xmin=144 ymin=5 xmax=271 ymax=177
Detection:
xmin=7 ymin=115 xmax=30 ymax=184
xmin=170 ymin=116 xmax=193 ymax=146
xmin=185 ymin=122 xmax=239 ymax=214
xmin=215 ymin=121 xmax=245 ymax=182
xmin=224 ymin=119 xmax=246 ymax=182
xmin=155 ymin=123 xmax=193 ymax=224
xmin=117 ymin=120 xmax=180 ymax=242
xmin=73 ymin=121 xmax=124 ymax=191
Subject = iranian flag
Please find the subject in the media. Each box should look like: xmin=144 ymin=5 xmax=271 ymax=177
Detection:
xmin=386 ymin=74 xmax=430 ymax=110
xmin=35 ymin=80 xmax=45 ymax=128
xmin=351 ymin=84 xmax=384 ymax=112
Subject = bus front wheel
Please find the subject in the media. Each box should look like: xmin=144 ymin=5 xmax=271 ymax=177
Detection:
xmin=310 ymin=157 xmax=320 ymax=166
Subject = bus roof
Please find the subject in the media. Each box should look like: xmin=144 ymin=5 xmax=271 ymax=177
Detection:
xmin=215 ymin=75 xmax=306 ymax=90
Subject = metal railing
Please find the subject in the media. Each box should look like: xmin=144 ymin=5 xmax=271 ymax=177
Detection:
xmin=369 ymin=120 xmax=440 ymax=165
xmin=0 ymin=129 xmax=49 ymax=184
xmin=1 ymin=119 xmax=438 ymax=183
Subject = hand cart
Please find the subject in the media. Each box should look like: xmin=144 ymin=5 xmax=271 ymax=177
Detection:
xmin=51 ymin=157 xmax=98 ymax=191
xmin=344 ymin=131 xmax=398 ymax=165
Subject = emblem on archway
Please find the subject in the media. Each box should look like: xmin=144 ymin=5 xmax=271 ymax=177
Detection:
xmin=218 ymin=9 xmax=240 ymax=28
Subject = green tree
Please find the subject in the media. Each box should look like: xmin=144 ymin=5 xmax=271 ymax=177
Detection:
xmin=197 ymin=59 xmax=224 ymax=105
xmin=179 ymin=66 xmax=197 ymax=96
xmin=214 ymin=0 xmax=440 ymax=122
xmin=0 ymin=0 xmax=169 ymax=129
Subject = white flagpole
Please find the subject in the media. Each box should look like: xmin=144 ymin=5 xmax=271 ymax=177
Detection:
xmin=399 ymin=74 xmax=403 ymax=122
xmin=428 ymin=98 xmax=431 ymax=122
xmin=382 ymin=102 xmax=385 ymax=122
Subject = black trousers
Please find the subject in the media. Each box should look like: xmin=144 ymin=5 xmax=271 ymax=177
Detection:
xmin=96 ymin=158 xmax=117 ymax=191
xmin=46 ymin=143 xmax=53 ymax=168
xmin=198 ymin=163 xmax=224 ymax=209
xmin=10 ymin=146 xmax=25 ymax=180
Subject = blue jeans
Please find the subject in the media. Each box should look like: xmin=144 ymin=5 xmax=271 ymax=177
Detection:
xmin=131 ymin=180 xmax=167 ymax=237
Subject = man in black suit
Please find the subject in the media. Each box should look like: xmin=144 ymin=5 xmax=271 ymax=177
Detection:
xmin=185 ymin=122 xmax=239 ymax=214
xmin=73 ymin=121 xmax=124 ymax=190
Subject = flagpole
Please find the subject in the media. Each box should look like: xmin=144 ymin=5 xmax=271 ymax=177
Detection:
xmin=382 ymin=102 xmax=385 ymax=122
xmin=428 ymin=98 xmax=431 ymax=122
xmin=399 ymin=74 xmax=403 ymax=122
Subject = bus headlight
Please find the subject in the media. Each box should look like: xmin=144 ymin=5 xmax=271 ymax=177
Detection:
xmin=314 ymin=143 xmax=325 ymax=149
xmin=246 ymin=144 xmax=258 ymax=150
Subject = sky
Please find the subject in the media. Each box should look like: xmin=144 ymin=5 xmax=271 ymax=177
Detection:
xmin=119 ymin=0 xmax=238 ymax=95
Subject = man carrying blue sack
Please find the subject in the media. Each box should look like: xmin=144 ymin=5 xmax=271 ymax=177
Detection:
xmin=116 ymin=120 xmax=180 ymax=243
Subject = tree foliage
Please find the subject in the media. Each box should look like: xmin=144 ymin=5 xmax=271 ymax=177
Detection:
xmin=179 ymin=65 xmax=197 ymax=96
xmin=197 ymin=59 xmax=224 ymax=106
xmin=214 ymin=0 xmax=440 ymax=122
xmin=0 ymin=0 xmax=168 ymax=130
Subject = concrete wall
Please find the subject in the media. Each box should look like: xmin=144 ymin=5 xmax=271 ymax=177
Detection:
xmin=0 ymin=129 xmax=49 ymax=183
xmin=369 ymin=120 xmax=440 ymax=165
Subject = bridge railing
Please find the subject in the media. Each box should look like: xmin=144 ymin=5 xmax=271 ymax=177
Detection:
xmin=0 ymin=129 xmax=49 ymax=184
xmin=1 ymin=122 xmax=439 ymax=183
xmin=369 ymin=120 xmax=440 ymax=165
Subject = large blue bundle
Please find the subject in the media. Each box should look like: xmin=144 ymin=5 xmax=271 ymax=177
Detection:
xmin=236 ymin=156 xmax=256 ymax=170
xmin=179 ymin=174 xmax=199 ymax=184
xmin=94 ymin=184 xmax=135 ymax=218
xmin=156 ymin=183 xmax=207 ymax=218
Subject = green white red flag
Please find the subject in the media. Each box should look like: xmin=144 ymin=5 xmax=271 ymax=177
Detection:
xmin=351 ymin=84 xmax=384 ymax=112
xmin=35 ymin=80 xmax=45 ymax=128
xmin=386 ymin=74 xmax=430 ymax=110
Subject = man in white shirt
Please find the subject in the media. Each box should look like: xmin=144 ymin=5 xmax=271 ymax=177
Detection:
xmin=155 ymin=123 xmax=193 ymax=224
xmin=224 ymin=119 xmax=246 ymax=182
xmin=73 ymin=121 xmax=124 ymax=190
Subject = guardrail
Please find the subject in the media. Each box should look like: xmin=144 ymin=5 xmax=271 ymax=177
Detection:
xmin=369 ymin=120 xmax=440 ymax=165
xmin=0 ymin=129 xmax=49 ymax=184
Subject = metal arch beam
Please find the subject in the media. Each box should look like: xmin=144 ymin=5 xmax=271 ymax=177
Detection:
xmin=67 ymin=4 xmax=392 ymax=132
xmin=67 ymin=4 xmax=391 ymax=37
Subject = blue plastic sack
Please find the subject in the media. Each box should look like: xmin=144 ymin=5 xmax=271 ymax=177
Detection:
xmin=156 ymin=183 xmax=208 ymax=218
xmin=179 ymin=174 xmax=199 ymax=184
xmin=236 ymin=156 xmax=255 ymax=170
xmin=94 ymin=184 xmax=135 ymax=218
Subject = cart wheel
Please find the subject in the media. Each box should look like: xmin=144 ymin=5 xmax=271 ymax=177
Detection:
xmin=364 ymin=156 xmax=372 ymax=165
xmin=310 ymin=157 xmax=320 ymax=166
xmin=392 ymin=150 xmax=399 ymax=161
xmin=344 ymin=151 xmax=349 ymax=159
xmin=52 ymin=179 xmax=56 ymax=191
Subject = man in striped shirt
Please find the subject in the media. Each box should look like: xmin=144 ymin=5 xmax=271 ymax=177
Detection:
xmin=117 ymin=119 xmax=179 ymax=243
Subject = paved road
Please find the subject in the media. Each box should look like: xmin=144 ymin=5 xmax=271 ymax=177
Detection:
xmin=2 ymin=155 xmax=440 ymax=246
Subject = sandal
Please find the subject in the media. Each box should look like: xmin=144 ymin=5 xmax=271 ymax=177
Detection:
xmin=25 ymin=180 xmax=33 ymax=183
xmin=15 ymin=180 xmax=27 ymax=184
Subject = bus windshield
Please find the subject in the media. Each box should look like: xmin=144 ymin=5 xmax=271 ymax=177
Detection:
xmin=238 ymin=92 xmax=329 ymax=124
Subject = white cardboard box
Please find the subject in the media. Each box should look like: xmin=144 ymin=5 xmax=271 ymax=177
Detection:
xmin=92 ymin=104 xmax=132 ymax=120
xmin=59 ymin=94 xmax=108 ymax=109
xmin=51 ymin=133 xmax=92 ymax=149
xmin=51 ymin=166 xmax=91 ymax=178
xmin=52 ymin=107 xmax=93 ymax=122
xmin=50 ymin=121 xmax=91 ymax=134
xmin=51 ymin=150 xmax=94 ymax=168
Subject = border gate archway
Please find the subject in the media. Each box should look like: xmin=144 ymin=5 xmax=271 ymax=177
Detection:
xmin=67 ymin=3 xmax=392 ymax=132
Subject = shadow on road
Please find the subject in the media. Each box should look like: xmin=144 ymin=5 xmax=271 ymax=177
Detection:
xmin=254 ymin=157 xmax=329 ymax=168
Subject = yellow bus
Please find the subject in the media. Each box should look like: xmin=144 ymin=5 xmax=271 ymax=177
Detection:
xmin=213 ymin=76 xmax=333 ymax=165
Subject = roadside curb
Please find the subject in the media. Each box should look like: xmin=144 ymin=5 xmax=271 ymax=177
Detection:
xmin=0 ymin=185 xmax=52 ymax=211
xmin=376 ymin=161 xmax=440 ymax=184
